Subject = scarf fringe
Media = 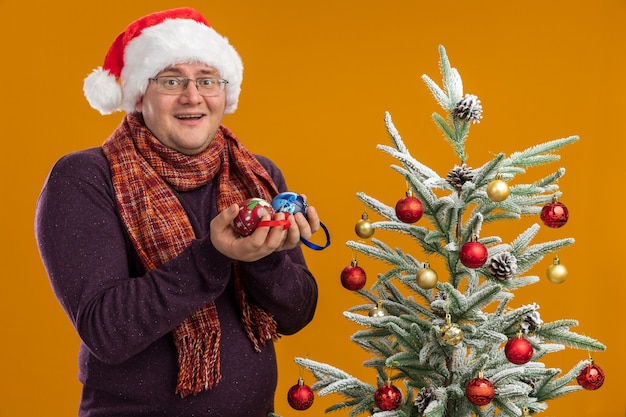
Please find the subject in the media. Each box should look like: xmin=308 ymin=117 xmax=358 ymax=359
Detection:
xmin=241 ymin=303 xmax=279 ymax=352
xmin=174 ymin=330 xmax=221 ymax=398
xmin=234 ymin=265 xmax=279 ymax=351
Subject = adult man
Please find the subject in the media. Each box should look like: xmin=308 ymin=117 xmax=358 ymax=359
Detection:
xmin=35 ymin=7 xmax=319 ymax=416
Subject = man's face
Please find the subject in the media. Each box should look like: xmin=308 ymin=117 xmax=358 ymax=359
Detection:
xmin=135 ymin=63 xmax=227 ymax=155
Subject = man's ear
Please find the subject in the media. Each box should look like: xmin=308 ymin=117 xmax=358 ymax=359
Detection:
xmin=135 ymin=96 xmax=143 ymax=113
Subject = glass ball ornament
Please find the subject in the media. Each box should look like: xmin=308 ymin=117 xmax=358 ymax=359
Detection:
xmin=504 ymin=334 xmax=533 ymax=365
xmin=546 ymin=256 xmax=568 ymax=284
xmin=540 ymin=196 xmax=569 ymax=228
xmin=416 ymin=262 xmax=438 ymax=289
xmin=271 ymin=192 xmax=308 ymax=216
xmin=459 ymin=236 xmax=488 ymax=269
xmin=355 ymin=212 xmax=375 ymax=239
xmin=440 ymin=314 xmax=464 ymax=346
xmin=486 ymin=174 xmax=510 ymax=202
xmin=465 ymin=373 xmax=495 ymax=406
xmin=577 ymin=362 xmax=605 ymax=390
xmin=395 ymin=191 xmax=424 ymax=223
xmin=340 ymin=260 xmax=367 ymax=291
xmin=374 ymin=383 xmax=403 ymax=411
xmin=369 ymin=300 xmax=388 ymax=318
xmin=233 ymin=198 xmax=274 ymax=237
xmin=287 ymin=377 xmax=315 ymax=410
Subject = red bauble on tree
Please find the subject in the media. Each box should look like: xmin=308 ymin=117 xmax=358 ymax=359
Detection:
xmin=465 ymin=372 xmax=495 ymax=406
xmin=287 ymin=378 xmax=314 ymax=410
xmin=577 ymin=361 xmax=605 ymax=390
xmin=504 ymin=333 xmax=533 ymax=365
xmin=374 ymin=382 xmax=403 ymax=411
xmin=459 ymin=235 xmax=488 ymax=268
xmin=395 ymin=191 xmax=424 ymax=223
xmin=540 ymin=196 xmax=569 ymax=228
xmin=340 ymin=260 xmax=367 ymax=291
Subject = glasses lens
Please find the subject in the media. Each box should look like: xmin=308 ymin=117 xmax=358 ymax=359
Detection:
xmin=197 ymin=79 xmax=221 ymax=96
xmin=159 ymin=77 xmax=183 ymax=92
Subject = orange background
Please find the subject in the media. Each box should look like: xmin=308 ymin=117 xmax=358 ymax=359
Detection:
xmin=1 ymin=1 xmax=624 ymax=416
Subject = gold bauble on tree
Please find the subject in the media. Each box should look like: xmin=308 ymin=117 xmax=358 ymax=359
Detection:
xmin=355 ymin=211 xmax=375 ymax=239
xmin=546 ymin=256 xmax=568 ymax=284
xmin=368 ymin=300 xmax=388 ymax=318
xmin=416 ymin=262 xmax=438 ymax=289
xmin=440 ymin=314 xmax=464 ymax=346
xmin=486 ymin=173 xmax=510 ymax=202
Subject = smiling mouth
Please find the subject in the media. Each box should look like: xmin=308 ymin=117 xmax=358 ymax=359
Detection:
xmin=176 ymin=114 xmax=204 ymax=120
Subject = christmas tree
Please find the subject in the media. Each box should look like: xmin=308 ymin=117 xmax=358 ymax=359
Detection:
xmin=275 ymin=45 xmax=606 ymax=417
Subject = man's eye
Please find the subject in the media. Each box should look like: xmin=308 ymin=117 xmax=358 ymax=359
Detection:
xmin=198 ymin=79 xmax=215 ymax=86
xmin=163 ymin=78 xmax=181 ymax=87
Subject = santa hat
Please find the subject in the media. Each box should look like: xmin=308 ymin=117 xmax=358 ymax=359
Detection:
xmin=83 ymin=7 xmax=243 ymax=115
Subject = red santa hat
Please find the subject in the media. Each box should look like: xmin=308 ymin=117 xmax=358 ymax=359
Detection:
xmin=83 ymin=7 xmax=243 ymax=115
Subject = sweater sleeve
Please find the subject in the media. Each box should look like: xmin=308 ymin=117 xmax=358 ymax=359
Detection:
xmin=34 ymin=149 xmax=233 ymax=364
xmin=238 ymin=156 xmax=318 ymax=335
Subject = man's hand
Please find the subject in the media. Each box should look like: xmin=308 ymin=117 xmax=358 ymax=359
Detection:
xmin=210 ymin=200 xmax=321 ymax=262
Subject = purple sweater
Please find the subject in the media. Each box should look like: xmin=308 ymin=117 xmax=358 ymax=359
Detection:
xmin=35 ymin=146 xmax=318 ymax=417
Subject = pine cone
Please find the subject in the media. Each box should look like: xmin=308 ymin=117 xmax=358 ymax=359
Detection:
xmin=521 ymin=309 xmax=543 ymax=335
xmin=452 ymin=94 xmax=483 ymax=124
xmin=488 ymin=252 xmax=518 ymax=281
xmin=414 ymin=387 xmax=435 ymax=414
xmin=446 ymin=164 xmax=474 ymax=191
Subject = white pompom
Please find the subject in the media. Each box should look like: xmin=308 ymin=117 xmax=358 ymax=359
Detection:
xmin=83 ymin=67 xmax=123 ymax=115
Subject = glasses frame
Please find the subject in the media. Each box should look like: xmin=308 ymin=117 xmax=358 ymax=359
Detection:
xmin=148 ymin=76 xmax=229 ymax=97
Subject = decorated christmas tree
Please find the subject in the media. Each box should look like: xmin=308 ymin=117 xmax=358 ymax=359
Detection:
xmin=276 ymin=45 xmax=606 ymax=417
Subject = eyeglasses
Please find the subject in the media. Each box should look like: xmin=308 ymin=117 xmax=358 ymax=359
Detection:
xmin=148 ymin=76 xmax=229 ymax=96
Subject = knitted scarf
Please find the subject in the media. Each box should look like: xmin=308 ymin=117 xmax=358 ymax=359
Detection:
xmin=102 ymin=113 xmax=279 ymax=397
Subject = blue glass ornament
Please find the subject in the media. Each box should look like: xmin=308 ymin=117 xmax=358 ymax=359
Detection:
xmin=271 ymin=192 xmax=308 ymax=217
xmin=270 ymin=192 xmax=331 ymax=251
